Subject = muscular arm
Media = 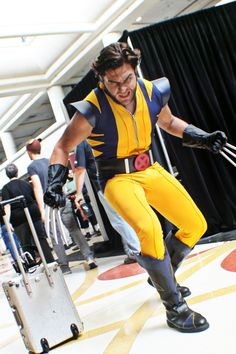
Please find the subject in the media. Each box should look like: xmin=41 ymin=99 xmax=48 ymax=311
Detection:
xmin=49 ymin=112 xmax=93 ymax=166
xmin=157 ymin=104 xmax=188 ymax=138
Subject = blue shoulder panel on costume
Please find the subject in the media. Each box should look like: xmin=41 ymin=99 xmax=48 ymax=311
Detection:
xmin=70 ymin=100 xmax=99 ymax=127
xmin=152 ymin=77 xmax=170 ymax=106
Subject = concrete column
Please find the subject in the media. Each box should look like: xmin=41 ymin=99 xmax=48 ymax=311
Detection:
xmin=0 ymin=131 xmax=17 ymax=160
xmin=47 ymin=86 xmax=70 ymax=124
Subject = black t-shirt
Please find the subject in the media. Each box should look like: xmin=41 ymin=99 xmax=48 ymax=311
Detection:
xmin=27 ymin=158 xmax=49 ymax=193
xmin=1 ymin=179 xmax=41 ymax=227
xmin=74 ymin=141 xmax=101 ymax=192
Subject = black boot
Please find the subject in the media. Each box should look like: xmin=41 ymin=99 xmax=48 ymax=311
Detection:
xmin=147 ymin=231 xmax=191 ymax=297
xmin=136 ymin=252 xmax=209 ymax=333
xmin=165 ymin=231 xmax=193 ymax=297
xmin=165 ymin=231 xmax=192 ymax=271
xmin=147 ymin=277 xmax=190 ymax=298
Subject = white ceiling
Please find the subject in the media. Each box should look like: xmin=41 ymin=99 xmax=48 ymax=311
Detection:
xmin=0 ymin=0 xmax=232 ymax=166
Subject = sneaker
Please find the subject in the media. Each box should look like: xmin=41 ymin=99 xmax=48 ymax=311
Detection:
xmin=28 ymin=265 xmax=39 ymax=274
xmin=72 ymin=245 xmax=80 ymax=251
xmin=60 ymin=264 xmax=72 ymax=275
xmin=23 ymin=251 xmax=37 ymax=268
xmin=124 ymin=256 xmax=137 ymax=264
xmin=90 ymin=230 xmax=102 ymax=237
xmin=85 ymin=232 xmax=92 ymax=241
xmin=12 ymin=260 xmax=27 ymax=274
xmin=87 ymin=259 xmax=97 ymax=270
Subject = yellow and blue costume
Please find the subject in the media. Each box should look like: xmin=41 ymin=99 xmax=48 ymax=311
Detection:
xmin=71 ymin=78 xmax=207 ymax=259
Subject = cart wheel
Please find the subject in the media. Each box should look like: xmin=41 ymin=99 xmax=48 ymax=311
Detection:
xmin=40 ymin=338 xmax=50 ymax=353
xmin=70 ymin=323 xmax=79 ymax=339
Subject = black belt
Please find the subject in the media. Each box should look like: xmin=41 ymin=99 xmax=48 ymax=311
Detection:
xmin=96 ymin=150 xmax=154 ymax=178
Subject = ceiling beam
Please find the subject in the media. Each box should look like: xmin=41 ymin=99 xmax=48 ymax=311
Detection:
xmin=0 ymin=23 xmax=96 ymax=39
xmin=0 ymin=92 xmax=45 ymax=131
xmin=0 ymin=0 xmax=144 ymax=96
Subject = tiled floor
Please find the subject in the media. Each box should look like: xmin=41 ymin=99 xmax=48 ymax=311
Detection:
xmin=1 ymin=240 xmax=236 ymax=354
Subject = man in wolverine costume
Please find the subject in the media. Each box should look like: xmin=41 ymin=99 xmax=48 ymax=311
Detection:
xmin=44 ymin=42 xmax=227 ymax=333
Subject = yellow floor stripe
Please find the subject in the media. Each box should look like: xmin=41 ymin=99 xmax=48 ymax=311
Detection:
xmin=183 ymin=242 xmax=228 ymax=267
xmin=75 ymin=278 xmax=145 ymax=306
xmin=62 ymin=320 xmax=125 ymax=348
xmin=2 ymin=241 xmax=236 ymax=352
xmin=103 ymin=241 xmax=236 ymax=353
xmin=0 ymin=334 xmax=19 ymax=349
xmin=187 ymin=283 xmax=236 ymax=306
xmin=64 ymin=282 xmax=236 ymax=353
xmin=103 ymin=285 xmax=236 ymax=354
xmin=74 ymin=241 xmax=236 ymax=307
xmin=104 ymin=296 xmax=159 ymax=354
xmin=71 ymin=266 xmax=99 ymax=301
xmin=177 ymin=240 xmax=236 ymax=283
xmin=0 ymin=322 xmax=14 ymax=330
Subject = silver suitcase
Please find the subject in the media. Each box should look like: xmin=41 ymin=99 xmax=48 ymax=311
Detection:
xmin=1 ymin=196 xmax=83 ymax=353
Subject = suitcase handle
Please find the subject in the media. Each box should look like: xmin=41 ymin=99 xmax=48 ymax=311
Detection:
xmin=0 ymin=196 xmax=54 ymax=290
xmin=0 ymin=198 xmax=32 ymax=294
xmin=0 ymin=195 xmax=26 ymax=209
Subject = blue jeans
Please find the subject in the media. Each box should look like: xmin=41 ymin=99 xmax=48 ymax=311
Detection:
xmin=1 ymin=224 xmax=21 ymax=262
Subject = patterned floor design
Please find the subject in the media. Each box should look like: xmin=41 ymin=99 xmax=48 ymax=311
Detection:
xmin=0 ymin=240 xmax=236 ymax=354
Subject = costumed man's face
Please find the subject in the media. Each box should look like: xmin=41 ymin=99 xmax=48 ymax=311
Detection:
xmin=102 ymin=63 xmax=137 ymax=107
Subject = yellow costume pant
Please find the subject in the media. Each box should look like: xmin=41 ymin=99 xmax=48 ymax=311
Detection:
xmin=104 ymin=162 xmax=207 ymax=259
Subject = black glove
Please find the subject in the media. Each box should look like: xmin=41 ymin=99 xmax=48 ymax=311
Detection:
xmin=183 ymin=124 xmax=227 ymax=153
xmin=44 ymin=164 xmax=69 ymax=208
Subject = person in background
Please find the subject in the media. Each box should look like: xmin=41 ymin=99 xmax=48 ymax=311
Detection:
xmin=44 ymin=42 xmax=227 ymax=333
xmin=74 ymin=182 xmax=101 ymax=240
xmin=61 ymin=171 xmax=97 ymax=270
xmin=26 ymin=139 xmax=96 ymax=272
xmin=26 ymin=139 xmax=71 ymax=274
xmin=0 ymin=216 xmax=22 ymax=272
xmin=2 ymin=163 xmax=54 ymax=266
xmin=74 ymin=140 xmax=140 ymax=264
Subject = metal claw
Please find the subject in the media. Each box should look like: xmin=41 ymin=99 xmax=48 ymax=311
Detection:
xmin=223 ymin=147 xmax=236 ymax=160
xmin=54 ymin=209 xmax=69 ymax=246
xmin=226 ymin=142 xmax=236 ymax=151
xmin=219 ymin=142 xmax=236 ymax=168
xmin=220 ymin=148 xmax=236 ymax=167
xmin=50 ymin=208 xmax=58 ymax=244
xmin=45 ymin=206 xmax=69 ymax=246
xmin=45 ymin=204 xmax=50 ymax=237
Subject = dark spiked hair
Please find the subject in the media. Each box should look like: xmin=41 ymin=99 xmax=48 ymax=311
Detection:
xmin=92 ymin=42 xmax=141 ymax=78
xmin=5 ymin=163 xmax=18 ymax=179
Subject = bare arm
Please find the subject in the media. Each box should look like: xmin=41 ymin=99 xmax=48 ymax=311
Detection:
xmin=4 ymin=204 xmax=11 ymax=223
xmin=74 ymin=166 xmax=86 ymax=209
xmin=49 ymin=112 xmax=93 ymax=166
xmin=74 ymin=166 xmax=86 ymax=196
xmin=157 ymin=104 xmax=188 ymax=138
xmin=30 ymin=174 xmax=45 ymax=221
